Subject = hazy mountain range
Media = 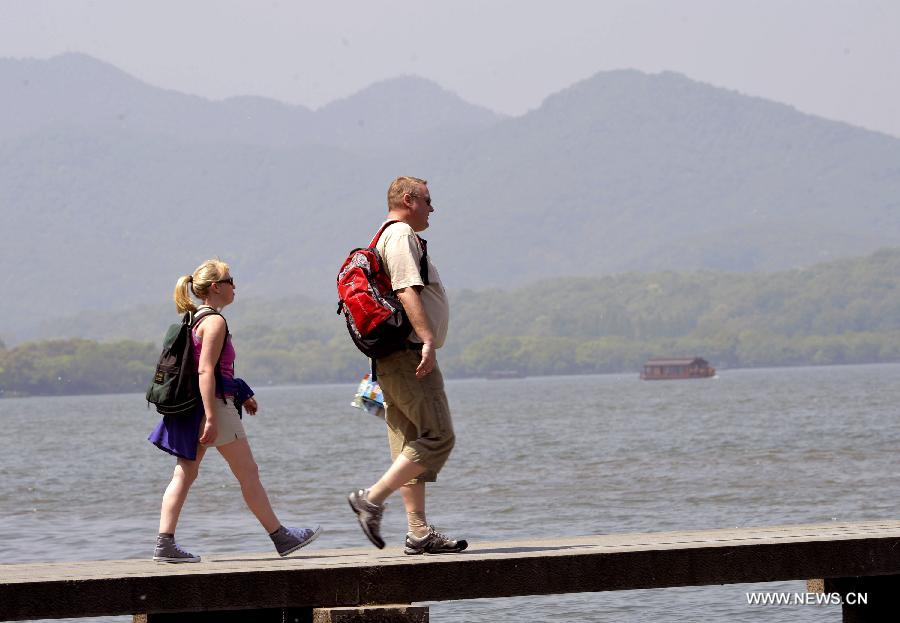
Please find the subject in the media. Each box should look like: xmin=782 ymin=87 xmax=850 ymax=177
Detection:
xmin=2 ymin=53 xmax=899 ymax=344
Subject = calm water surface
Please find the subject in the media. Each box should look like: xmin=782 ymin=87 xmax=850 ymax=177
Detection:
xmin=1 ymin=363 xmax=899 ymax=622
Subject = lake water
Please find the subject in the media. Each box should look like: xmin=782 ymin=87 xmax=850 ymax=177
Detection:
xmin=2 ymin=363 xmax=899 ymax=622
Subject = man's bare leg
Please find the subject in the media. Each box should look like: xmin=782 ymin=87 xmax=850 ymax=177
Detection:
xmin=367 ymin=455 xmax=425 ymax=505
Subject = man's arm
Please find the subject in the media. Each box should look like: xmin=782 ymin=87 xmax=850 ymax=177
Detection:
xmin=397 ymin=286 xmax=436 ymax=378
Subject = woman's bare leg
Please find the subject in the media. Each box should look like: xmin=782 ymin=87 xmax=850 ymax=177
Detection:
xmin=217 ymin=438 xmax=280 ymax=533
xmin=159 ymin=445 xmax=207 ymax=534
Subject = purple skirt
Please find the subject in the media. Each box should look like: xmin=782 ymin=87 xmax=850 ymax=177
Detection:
xmin=147 ymin=404 xmax=203 ymax=460
xmin=147 ymin=379 xmax=251 ymax=460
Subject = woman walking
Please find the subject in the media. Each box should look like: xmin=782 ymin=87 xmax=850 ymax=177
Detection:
xmin=148 ymin=258 xmax=320 ymax=562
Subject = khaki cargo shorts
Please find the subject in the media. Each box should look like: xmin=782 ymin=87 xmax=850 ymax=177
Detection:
xmin=375 ymin=349 xmax=455 ymax=484
xmin=200 ymin=396 xmax=247 ymax=448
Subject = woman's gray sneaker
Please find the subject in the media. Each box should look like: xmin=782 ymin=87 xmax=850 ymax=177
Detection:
xmin=404 ymin=526 xmax=468 ymax=555
xmin=348 ymin=489 xmax=385 ymax=549
xmin=153 ymin=536 xmax=201 ymax=563
xmin=271 ymin=525 xmax=322 ymax=557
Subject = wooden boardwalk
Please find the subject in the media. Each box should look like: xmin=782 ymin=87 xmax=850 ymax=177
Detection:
xmin=3 ymin=521 xmax=900 ymax=621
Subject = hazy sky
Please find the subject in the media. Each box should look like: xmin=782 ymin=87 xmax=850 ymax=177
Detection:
xmin=2 ymin=0 xmax=899 ymax=137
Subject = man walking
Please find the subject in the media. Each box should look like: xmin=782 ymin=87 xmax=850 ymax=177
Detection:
xmin=348 ymin=176 xmax=467 ymax=555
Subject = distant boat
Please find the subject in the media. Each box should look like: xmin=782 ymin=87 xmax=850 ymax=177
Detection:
xmin=484 ymin=370 xmax=526 ymax=380
xmin=640 ymin=357 xmax=716 ymax=381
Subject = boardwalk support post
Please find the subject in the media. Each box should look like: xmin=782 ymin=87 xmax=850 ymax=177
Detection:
xmin=313 ymin=605 xmax=428 ymax=622
xmin=825 ymin=575 xmax=900 ymax=623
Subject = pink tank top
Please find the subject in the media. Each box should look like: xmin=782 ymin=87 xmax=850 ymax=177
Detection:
xmin=191 ymin=315 xmax=236 ymax=394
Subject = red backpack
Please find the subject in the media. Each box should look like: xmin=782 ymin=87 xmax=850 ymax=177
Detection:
xmin=336 ymin=220 xmax=428 ymax=359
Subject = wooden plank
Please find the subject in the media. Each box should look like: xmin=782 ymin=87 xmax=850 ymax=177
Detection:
xmin=2 ymin=521 xmax=900 ymax=621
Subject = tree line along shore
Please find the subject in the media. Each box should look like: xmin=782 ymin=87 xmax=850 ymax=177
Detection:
xmin=2 ymin=248 xmax=899 ymax=397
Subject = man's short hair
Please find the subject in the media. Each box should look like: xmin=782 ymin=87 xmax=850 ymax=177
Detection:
xmin=387 ymin=176 xmax=428 ymax=211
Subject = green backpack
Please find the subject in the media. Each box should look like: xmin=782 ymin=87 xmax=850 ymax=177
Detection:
xmin=146 ymin=307 xmax=226 ymax=417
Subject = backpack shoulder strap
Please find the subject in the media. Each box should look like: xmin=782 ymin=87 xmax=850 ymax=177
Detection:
xmin=415 ymin=235 xmax=429 ymax=286
xmin=190 ymin=306 xmax=229 ymax=403
xmin=368 ymin=220 xmax=400 ymax=248
xmin=370 ymin=220 xmax=429 ymax=285
xmin=191 ymin=306 xmax=228 ymax=331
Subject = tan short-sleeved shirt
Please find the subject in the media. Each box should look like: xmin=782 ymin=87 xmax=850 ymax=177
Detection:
xmin=376 ymin=221 xmax=449 ymax=349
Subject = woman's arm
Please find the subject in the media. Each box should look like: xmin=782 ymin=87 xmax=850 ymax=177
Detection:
xmin=196 ymin=315 xmax=227 ymax=444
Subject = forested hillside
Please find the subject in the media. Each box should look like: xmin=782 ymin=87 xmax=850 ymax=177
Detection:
xmin=3 ymin=248 xmax=899 ymax=396
xmin=3 ymin=54 xmax=900 ymax=339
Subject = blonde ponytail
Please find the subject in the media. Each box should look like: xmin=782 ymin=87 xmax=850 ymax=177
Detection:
xmin=173 ymin=259 xmax=230 ymax=314
xmin=173 ymin=275 xmax=197 ymax=314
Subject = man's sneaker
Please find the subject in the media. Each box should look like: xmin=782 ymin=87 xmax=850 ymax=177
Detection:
xmin=404 ymin=526 xmax=468 ymax=555
xmin=347 ymin=489 xmax=385 ymax=549
xmin=270 ymin=525 xmax=322 ymax=557
xmin=153 ymin=536 xmax=201 ymax=563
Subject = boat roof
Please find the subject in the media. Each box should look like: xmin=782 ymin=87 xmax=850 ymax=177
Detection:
xmin=644 ymin=357 xmax=709 ymax=366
